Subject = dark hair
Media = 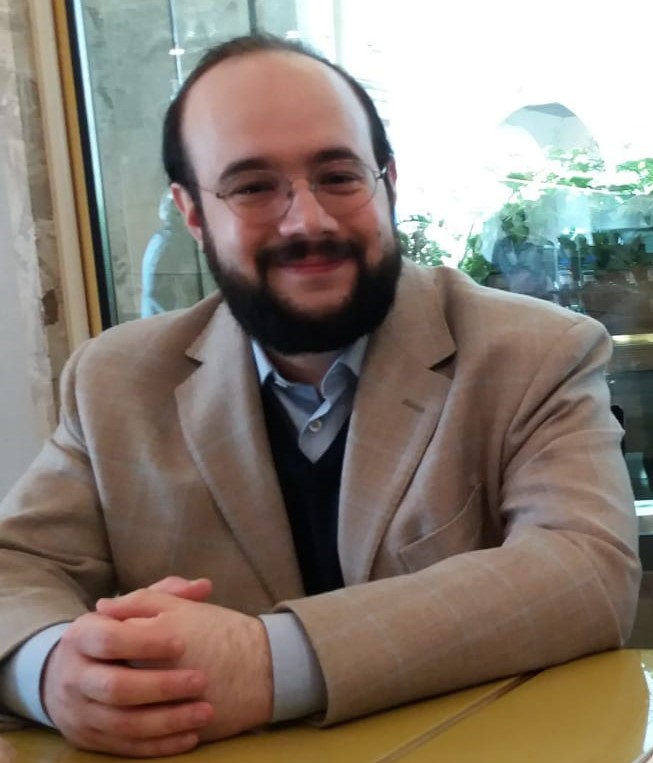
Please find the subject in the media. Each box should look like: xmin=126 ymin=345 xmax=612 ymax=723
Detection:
xmin=162 ymin=34 xmax=393 ymax=202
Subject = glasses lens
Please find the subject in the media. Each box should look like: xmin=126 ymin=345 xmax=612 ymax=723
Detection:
xmin=219 ymin=162 xmax=382 ymax=223
xmin=220 ymin=170 xmax=288 ymax=222
xmin=313 ymin=161 xmax=377 ymax=215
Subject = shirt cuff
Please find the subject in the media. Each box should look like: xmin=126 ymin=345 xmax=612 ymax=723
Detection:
xmin=0 ymin=623 xmax=70 ymax=727
xmin=259 ymin=612 xmax=326 ymax=722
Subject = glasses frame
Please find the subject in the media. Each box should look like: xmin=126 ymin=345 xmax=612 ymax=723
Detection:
xmin=198 ymin=161 xmax=388 ymax=224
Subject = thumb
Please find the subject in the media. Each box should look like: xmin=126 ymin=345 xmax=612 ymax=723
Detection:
xmin=96 ymin=588 xmax=180 ymax=620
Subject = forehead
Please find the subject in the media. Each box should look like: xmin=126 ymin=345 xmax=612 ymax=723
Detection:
xmin=181 ymin=51 xmax=374 ymax=181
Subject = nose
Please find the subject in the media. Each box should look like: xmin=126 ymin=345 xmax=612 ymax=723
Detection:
xmin=276 ymin=181 xmax=339 ymax=238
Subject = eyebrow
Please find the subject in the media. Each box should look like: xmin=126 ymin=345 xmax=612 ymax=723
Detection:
xmin=217 ymin=147 xmax=365 ymax=184
xmin=313 ymin=147 xmax=362 ymax=164
xmin=218 ymin=157 xmax=272 ymax=183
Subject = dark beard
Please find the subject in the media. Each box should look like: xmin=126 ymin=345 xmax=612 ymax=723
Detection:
xmin=202 ymin=233 xmax=402 ymax=354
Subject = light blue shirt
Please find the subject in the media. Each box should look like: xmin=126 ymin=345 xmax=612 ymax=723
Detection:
xmin=0 ymin=337 xmax=367 ymax=726
xmin=251 ymin=337 xmax=366 ymax=462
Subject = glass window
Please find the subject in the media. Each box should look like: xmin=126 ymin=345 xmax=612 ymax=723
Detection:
xmin=64 ymin=0 xmax=653 ymax=504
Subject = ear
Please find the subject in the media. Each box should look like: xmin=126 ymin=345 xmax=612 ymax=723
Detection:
xmin=171 ymin=183 xmax=204 ymax=248
xmin=385 ymin=157 xmax=398 ymax=207
xmin=386 ymin=157 xmax=397 ymax=185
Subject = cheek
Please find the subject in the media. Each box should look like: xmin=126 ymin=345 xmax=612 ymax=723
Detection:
xmin=206 ymin=217 xmax=266 ymax=273
xmin=362 ymin=208 xmax=395 ymax=262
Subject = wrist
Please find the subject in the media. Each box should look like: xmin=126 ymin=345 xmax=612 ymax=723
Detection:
xmin=197 ymin=609 xmax=274 ymax=741
xmin=248 ymin=617 xmax=274 ymax=725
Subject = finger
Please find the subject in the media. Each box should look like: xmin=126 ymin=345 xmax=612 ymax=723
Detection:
xmin=76 ymin=729 xmax=201 ymax=759
xmin=85 ymin=697 xmax=214 ymax=740
xmin=96 ymin=588 xmax=178 ymax=620
xmin=79 ymin=663 xmax=208 ymax=707
xmin=149 ymin=576 xmax=213 ymax=601
xmin=65 ymin=613 xmax=185 ymax=662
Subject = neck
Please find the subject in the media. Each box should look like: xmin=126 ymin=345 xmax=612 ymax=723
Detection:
xmin=265 ymin=348 xmax=340 ymax=387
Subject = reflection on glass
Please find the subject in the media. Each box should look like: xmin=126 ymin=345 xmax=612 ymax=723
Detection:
xmin=140 ymin=191 xmax=212 ymax=317
xmin=474 ymin=148 xmax=653 ymax=337
xmin=72 ymin=0 xmax=255 ymax=323
xmin=489 ymin=205 xmax=556 ymax=299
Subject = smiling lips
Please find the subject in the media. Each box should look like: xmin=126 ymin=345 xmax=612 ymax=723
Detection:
xmin=259 ymin=238 xmax=360 ymax=275
xmin=280 ymin=253 xmax=352 ymax=274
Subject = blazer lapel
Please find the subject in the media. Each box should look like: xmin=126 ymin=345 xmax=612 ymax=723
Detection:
xmin=339 ymin=265 xmax=455 ymax=584
xmin=175 ymin=302 xmax=304 ymax=602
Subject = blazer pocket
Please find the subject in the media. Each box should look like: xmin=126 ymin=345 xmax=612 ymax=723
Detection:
xmin=399 ymin=484 xmax=484 ymax=573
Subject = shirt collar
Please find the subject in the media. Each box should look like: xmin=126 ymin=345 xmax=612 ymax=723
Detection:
xmin=252 ymin=336 xmax=369 ymax=389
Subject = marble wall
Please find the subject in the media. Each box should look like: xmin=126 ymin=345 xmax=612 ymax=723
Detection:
xmin=0 ymin=0 xmax=70 ymax=493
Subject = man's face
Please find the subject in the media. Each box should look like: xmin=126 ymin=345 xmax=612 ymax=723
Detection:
xmin=173 ymin=51 xmax=401 ymax=353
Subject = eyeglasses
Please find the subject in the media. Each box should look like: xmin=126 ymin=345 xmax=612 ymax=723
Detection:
xmin=200 ymin=160 xmax=388 ymax=224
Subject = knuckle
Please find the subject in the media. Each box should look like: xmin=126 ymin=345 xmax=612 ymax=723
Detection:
xmin=132 ymin=632 xmax=170 ymax=660
xmin=152 ymin=575 xmax=178 ymax=590
xmin=60 ymin=669 xmax=81 ymax=697
xmin=93 ymin=629 xmax=118 ymax=658
xmin=60 ymin=622 xmax=83 ymax=647
xmin=95 ymin=670 xmax=123 ymax=702
xmin=162 ymin=672 xmax=184 ymax=696
xmin=110 ymin=713 xmax=140 ymax=739
xmin=162 ymin=710 xmax=185 ymax=734
xmin=70 ymin=609 xmax=98 ymax=629
xmin=70 ymin=613 xmax=122 ymax=659
xmin=131 ymin=588 xmax=151 ymax=604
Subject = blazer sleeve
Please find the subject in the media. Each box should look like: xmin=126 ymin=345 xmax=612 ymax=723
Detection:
xmin=277 ymin=317 xmax=641 ymax=725
xmin=0 ymin=341 xmax=115 ymax=665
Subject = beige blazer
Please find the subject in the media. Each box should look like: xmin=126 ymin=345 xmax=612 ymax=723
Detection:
xmin=0 ymin=261 xmax=641 ymax=727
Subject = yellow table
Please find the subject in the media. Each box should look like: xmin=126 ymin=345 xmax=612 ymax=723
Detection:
xmin=2 ymin=651 xmax=652 ymax=762
xmin=399 ymin=650 xmax=653 ymax=763
xmin=0 ymin=676 xmax=521 ymax=763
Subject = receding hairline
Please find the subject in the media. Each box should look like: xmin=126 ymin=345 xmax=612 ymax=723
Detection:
xmin=162 ymin=35 xmax=393 ymax=200
xmin=179 ymin=48 xmax=376 ymax=175
xmin=196 ymin=46 xmax=333 ymax=81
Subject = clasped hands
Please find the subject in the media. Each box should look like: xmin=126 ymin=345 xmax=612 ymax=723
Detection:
xmin=41 ymin=577 xmax=273 ymax=758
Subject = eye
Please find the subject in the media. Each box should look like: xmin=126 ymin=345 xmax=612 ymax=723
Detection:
xmin=225 ymin=173 xmax=281 ymax=199
xmin=317 ymin=164 xmax=366 ymax=194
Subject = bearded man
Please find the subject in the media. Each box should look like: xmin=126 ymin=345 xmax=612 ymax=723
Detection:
xmin=0 ymin=34 xmax=639 ymax=758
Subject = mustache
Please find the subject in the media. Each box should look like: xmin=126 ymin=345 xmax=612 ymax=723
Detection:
xmin=256 ymin=238 xmax=364 ymax=270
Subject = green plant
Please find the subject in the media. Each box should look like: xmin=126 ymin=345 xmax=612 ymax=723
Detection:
xmin=399 ymin=152 xmax=653 ymax=285
xmin=398 ymin=214 xmax=451 ymax=267
xmin=458 ymin=233 xmax=495 ymax=284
